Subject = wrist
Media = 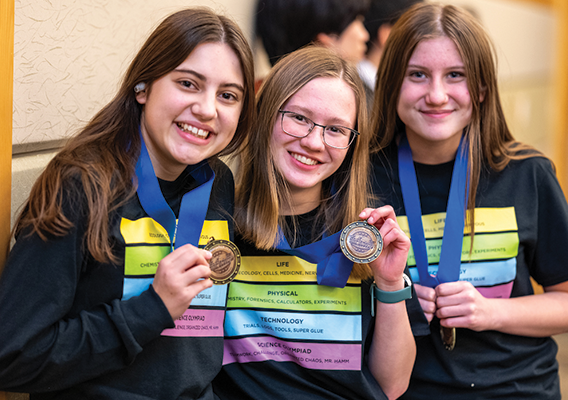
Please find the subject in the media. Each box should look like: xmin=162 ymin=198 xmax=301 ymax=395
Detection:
xmin=373 ymin=275 xmax=406 ymax=292
xmin=370 ymin=274 xmax=412 ymax=316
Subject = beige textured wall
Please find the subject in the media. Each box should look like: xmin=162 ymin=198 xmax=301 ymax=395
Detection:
xmin=438 ymin=0 xmax=556 ymax=157
xmin=12 ymin=0 xmax=255 ymax=152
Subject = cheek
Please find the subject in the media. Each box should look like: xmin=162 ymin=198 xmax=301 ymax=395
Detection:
xmin=396 ymin=96 xmax=409 ymax=123
xmin=270 ymin=131 xmax=286 ymax=156
xmin=330 ymin=148 xmax=348 ymax=168
xmin=220 ymin=109 xmax=243 ymax=136
xmin=270 ymin=120 xmax=291 ymax=151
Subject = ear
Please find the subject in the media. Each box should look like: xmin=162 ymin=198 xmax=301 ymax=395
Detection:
xmin=377 ymin=24 xmax=392 ymax=49
xmin=135 ymin=88 xmax=148 ymax=105
xmin=479 ymin=85 xmax=487 ymax=103
xmin=315 ymin=32 xmax=338 ymax=49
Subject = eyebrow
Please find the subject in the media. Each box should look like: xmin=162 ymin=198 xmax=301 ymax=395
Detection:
xmin=174 ymin=68 xmax=245 ymax=93
xmin=285 ymin=105 xmax=353 ymax=127
xmin=406 ymin=64 xmax=465 ymax=70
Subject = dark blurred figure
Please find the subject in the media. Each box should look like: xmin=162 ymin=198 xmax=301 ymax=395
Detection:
xmin=358 ymin=0 xmax=423 ymax=96
xmin=255 ymin=0 xmax=370 ymax=68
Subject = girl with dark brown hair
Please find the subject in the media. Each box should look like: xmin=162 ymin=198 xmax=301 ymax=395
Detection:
xmin=0 ymin=7 xmax=254 ymax=399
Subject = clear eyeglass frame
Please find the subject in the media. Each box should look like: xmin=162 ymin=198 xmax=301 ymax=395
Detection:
xmin=278 ymin=110 xmax=359 ymax=149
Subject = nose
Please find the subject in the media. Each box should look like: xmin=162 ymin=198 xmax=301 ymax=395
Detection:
xmin=355 ymin=19 xmax=370 ymax=43
xmin=300 ymin=125 xmax=326 ymax=151
xmin=191 ymin=91 xmax=217 ymax=121
xmin=426 ymin=78 xmax=449 ymax=105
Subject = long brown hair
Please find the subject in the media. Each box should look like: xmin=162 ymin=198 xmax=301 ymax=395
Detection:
xmin=235 ymin=46 xmax=373 ymax=280
xmin=371 ymin=2 xmax=544 ymax=236
xmin=15 ymin=8 xmax=255 ymax=263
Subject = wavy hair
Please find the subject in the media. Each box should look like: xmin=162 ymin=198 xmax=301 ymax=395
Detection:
xmin=235 ymin=46 xmax=372 ymax=280
xmin=15 ymin=8 xmax=255 ymax=263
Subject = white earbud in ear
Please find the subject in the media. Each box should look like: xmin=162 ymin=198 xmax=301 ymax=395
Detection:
xmin=134 ymin=82 xmax=146 ymax=94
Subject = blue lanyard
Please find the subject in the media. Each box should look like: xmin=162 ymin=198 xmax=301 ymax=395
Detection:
xmin=398 ymin=134 xmax=469 ymax=287
xmin=275 ymin=228 xmax=353 ymax=288
xmin=135 ymin=131 xmax=215 ymax=250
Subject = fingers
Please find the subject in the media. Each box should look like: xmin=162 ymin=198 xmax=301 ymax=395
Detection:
xmin=161 ymin=244 xmax=212 ymax=272
xmin=378 ymin=218 xmax=410 ymax=250
xmin=415 ymin=284 xmax=436 ymax=323
xmin=415 ymin=284 xmax=436 ymax=302
xmin=434 ymin=282 xmax=489 ymax=331
xmin=358 ymin=206 xmax=409 ymax=250
xmin=153 ymin=244 xmax=215 ymax=320
xmin=360 ymin=205 xmax=396 ymax=226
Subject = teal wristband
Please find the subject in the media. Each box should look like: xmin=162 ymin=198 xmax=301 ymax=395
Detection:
xmin=370 ymin=274 xmax=412 ymax=316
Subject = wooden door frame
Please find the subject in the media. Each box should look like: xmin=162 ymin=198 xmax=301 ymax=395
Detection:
xmin=0 ymin=0 xmax=14 ymax=270
xmin=1 ymin=0 xmax=14 ymax=399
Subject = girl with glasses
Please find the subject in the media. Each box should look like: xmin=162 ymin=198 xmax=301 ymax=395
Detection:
xmin=371 ymin=3 xmax=568 ymax=399
xmin=213 ymin=46 xmax=417 ymax=400
xmin=0 ymin=8 xmax=254 ymax=399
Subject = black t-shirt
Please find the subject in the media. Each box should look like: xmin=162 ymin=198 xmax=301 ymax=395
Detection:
xmin=0 ymin=160 xmax=235 ymax=400
xmin=371 ymin=142 xmax=568 ymax=399
xmin=214 ymin=208 xmax=423 ymax=400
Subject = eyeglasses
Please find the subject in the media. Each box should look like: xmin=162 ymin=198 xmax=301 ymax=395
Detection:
xmin=278 ymin=110 xmax=359 ymax=149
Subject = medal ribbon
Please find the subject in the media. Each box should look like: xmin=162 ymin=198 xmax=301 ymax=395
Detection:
xmin=135 ymin=130 xmax=215 ymax=250
xmin=275 ymin=229 xmax=353 ymax=288
xmin=398 ymin=134 xmax=469 ymax=287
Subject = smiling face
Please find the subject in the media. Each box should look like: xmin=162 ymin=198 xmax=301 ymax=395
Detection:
xmin=271 ymin=77 xmax=356 ymax=211
xmin=397 ymin=36 xmax=474 ymax=164
xmin=136 ymin=42 xmax=244 ymax=180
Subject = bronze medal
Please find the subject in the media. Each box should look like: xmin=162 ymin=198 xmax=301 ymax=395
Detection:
xmin=204 ymin=238 xmax=241 ymax=285
xmin=440 ymin=326 xmax=456 ymax=351
xmin=340 ymin=221 xmax=383 ymax=263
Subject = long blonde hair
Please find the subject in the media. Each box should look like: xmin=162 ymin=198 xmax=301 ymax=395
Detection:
xmin=235 ymin=46 xmax=373 ymax=279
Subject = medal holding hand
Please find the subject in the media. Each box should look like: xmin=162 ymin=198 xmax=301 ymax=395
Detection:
xmin=370 ymin=3 xmax=568 ymax=398
xmin=134 ymin=39 xmax=249 ymax=321
xmin=358 ymin=206 xmax=411 ymax=294
xmin=225 ymin=46 xmax=417 ymax=400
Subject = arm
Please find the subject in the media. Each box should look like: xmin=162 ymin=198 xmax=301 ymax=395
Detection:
xmin=434 ymin=280 xmax=568 ymax=337
xmin=360 ymin=206 xmax=416 ymax=400
xmin=434 ymin=158 xmax=568 ymax=337
xmin=0 ymin=192 xmax=212 ymax=392
xmin=0 ymin=216 xmax=166 ymax=392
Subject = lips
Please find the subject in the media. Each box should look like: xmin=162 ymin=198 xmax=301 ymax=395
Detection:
xmin=176 ymin=122 xmax=210 ymax=139
xmin=291 ymin=152 xmax=318 ymax=166
xmin=421 ymin=109 xmax=453 ymax=118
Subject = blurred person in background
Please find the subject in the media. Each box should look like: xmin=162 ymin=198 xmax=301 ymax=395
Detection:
xmin=254 ymin=0 xmax=370 ymax=90
xmin=358 ymin=0 xmax=423 ymax=103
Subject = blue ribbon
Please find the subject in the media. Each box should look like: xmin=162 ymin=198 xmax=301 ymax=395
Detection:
xmin=398 ymin=134 xmax=469 ymax=287
xmin=135 ymin=130 xmax=215 ymax=250
xmin=274 ymin=228 xmax=353 ymax=288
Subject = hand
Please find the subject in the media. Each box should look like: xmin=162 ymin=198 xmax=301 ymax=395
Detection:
xmin=152 ymin=244 xmax=213 ymax=320
xmin=414 ymin=284 xmax=437 ymax=323
xmin=359 ymin=206 xmax=411 ymax=290
xmin=435 ymin=281 xmax=496 ymax=331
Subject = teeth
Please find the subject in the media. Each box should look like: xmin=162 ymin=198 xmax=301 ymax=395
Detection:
xmin=177 ymin=123 xmax=209 ymax=139
xmin=292 ymin=153 xmax=318 ymax=165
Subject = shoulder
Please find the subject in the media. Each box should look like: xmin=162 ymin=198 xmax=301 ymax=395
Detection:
xmin=370 ymin=143 xmax=400 ymax=207
xmin=479 ymin=154 xmax=563 ymax=211
xmin=490 ymin=155 xmax=557 ymax=185
xmin=206 ymin=158 xmax=236 ymax=223
xmin=210 ymin=158 xmax=235 ymax=187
